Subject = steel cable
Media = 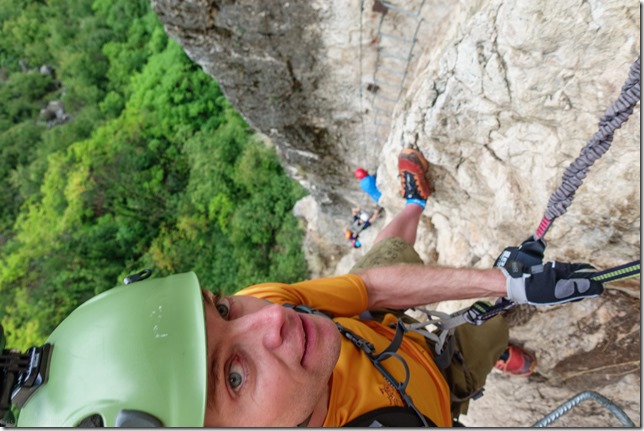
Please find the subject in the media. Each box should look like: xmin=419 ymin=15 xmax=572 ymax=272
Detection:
xmin=533 ymin=391 xmax=636 ymax=427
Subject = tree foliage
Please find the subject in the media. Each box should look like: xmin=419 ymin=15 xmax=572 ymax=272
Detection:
xmin=0 ymin=0 xmax=308 ymax=350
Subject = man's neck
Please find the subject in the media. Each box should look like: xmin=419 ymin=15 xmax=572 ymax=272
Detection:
xmin=306 ymin=378 xmax=332 ymax=427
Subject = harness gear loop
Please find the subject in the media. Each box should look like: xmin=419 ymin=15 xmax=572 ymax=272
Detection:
xmin=397 ymin=298 xmax=514 ymax=362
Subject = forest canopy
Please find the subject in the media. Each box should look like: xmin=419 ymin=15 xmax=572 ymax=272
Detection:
xmin=0 ymin=0 xmax=309 ymax=350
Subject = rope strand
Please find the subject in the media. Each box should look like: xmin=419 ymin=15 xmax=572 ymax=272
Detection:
xmin=538 ymin=57 xmax=641 ymax=236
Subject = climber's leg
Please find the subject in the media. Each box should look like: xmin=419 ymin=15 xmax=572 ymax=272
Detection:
xmin=373 ymin=148 xmax=432 ymax=247
xmin=373 ymin=204 xmax=424 ymax=247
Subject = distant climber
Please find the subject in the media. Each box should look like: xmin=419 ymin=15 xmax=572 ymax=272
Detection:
xmin=345 ymin=207 xmax=382 ymax=248
xmin=354 ymin=167 xmax=382 ymax=204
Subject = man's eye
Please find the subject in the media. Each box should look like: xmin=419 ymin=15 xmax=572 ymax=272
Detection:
xmin=216 ymin=300 xmax=229 ymax=318
xmin=228 ymin=363 xmax=244 ymax=391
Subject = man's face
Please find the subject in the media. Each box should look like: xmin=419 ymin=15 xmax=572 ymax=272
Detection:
xmin=202 ymin=292 xmax=341 ymax=426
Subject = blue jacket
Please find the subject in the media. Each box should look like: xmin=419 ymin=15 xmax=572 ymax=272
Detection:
xmin=359 ymin=175 xmax=381 ymax=204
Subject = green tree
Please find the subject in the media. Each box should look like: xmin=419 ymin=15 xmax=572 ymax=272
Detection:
xmin=0 ymin=0 xmax=309 ymax=351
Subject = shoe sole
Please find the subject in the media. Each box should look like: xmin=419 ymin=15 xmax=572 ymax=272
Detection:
xmin=398 ymin=149 xmax=431 ymax=199
xmin=495 ymin=347 xmax=537 ymax=377
xmin=399 ymin=148 xmax=429 ymax=172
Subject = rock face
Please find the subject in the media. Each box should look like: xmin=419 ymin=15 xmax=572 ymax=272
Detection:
xmin=151 ymin=0 xmax=640 ymax=426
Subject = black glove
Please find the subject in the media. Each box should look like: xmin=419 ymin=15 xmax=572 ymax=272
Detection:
xmin=494 ymin=236 xmax=547 ymax=269
xmin=502 ymin=260 xmax=604 ymax=305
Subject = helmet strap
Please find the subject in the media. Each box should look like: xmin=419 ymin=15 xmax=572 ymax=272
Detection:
xmin=1 ymin=328 xmax=52 ymax=425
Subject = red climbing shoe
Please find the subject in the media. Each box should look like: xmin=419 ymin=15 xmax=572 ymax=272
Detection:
xmin=494 ymin=344 xmax=537 ymax=377
xmin=398 ymin=148 xmax=432 ymax=200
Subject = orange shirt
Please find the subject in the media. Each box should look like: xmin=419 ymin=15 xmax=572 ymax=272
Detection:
xmin=236 ymin=274 xmax=452 ymax=427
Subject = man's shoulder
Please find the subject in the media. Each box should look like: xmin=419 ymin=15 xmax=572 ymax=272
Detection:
xmin=254 ymin=276 xmax=367 ymax=317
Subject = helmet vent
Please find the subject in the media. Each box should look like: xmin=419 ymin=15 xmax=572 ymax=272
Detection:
xmin=115 ymin=410 xmax=162 ymax=427
xmin=123 ymin=269 xmax=153 ymax=285
xmin=77 ymin=414 xmax=104 ymax=427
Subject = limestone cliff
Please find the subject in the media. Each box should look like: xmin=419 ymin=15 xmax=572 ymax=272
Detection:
xmin=151 ymin=0 xmax=640 ymax=426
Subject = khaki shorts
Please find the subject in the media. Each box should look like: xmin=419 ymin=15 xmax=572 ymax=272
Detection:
xmin=350 ymin=237 xmax=509 ymax=418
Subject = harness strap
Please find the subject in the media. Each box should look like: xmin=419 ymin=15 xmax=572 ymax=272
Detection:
xmin=336 ymin=319 xmax=430 ymax=427
xmin=285 ymin=304 xmax=431 ymax=427
xmin=343 ymin=406 xmax=435 ymax=427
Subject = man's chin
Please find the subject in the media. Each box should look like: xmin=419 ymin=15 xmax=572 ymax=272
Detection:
xmin=305 ymin=314 xmax=339 ymax=366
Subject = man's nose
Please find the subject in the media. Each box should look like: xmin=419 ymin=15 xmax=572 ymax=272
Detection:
xmin=236 ymin=303 xmax=287 ymax=350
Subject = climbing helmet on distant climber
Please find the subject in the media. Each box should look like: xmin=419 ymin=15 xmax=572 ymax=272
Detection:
xmin=354 ymin=168 xmax=368 ymax=179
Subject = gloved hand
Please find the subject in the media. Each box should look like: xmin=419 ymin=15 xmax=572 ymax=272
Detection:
xmin=494 ymin=236 xmax=547 ymax=269
xmin=501 ymin=260 xmax=604 ymax=305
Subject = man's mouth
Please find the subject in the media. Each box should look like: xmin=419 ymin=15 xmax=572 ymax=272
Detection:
xmin=299 ymin=314 xmax=311 ymax=366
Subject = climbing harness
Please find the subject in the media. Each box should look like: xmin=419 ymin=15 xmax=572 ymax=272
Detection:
xmin=285 ymin=303 xmax=435 ymax=427
xmin=336 ymin=319 xmax=433 ymax=427
xmin=349 ymin=210 xmax=372 ymax=235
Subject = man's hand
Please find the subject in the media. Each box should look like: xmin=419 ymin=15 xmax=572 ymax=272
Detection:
xmin=501 ymin=261 xmax=604 ymax=305
xmin=494 ymin=236 xmax=547 ymax=269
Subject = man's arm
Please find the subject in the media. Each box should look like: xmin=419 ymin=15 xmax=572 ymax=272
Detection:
xmin=356 ymin=264 xmax=506 ymax=310
xmin=357 ymin=261 xmax=605 ymax=309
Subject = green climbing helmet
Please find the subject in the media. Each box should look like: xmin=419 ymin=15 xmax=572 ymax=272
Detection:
xmin=16 ymin=272 xmax=207 ymax=427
